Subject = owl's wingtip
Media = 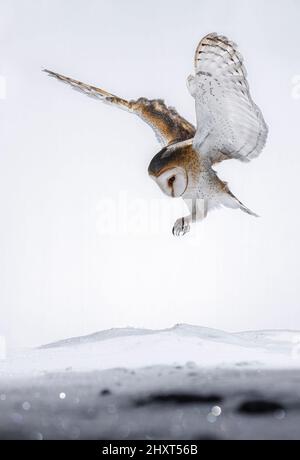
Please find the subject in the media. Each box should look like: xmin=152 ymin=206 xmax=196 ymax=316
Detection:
xmin=43 ymin=69 xmax=54 ymax=76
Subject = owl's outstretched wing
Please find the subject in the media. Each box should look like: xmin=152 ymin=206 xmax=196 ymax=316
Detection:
xmin=188 ymin=33 xmax=268 ymax=163
xmin=44 ymin=69 xmax=195 ymax=147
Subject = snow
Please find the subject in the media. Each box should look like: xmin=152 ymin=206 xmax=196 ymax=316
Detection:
xmin=0 ymin=336 xmax=6 ymax=360
xmin=1 ymin=324 xmax=300 ymax=377
xmin=1 ymin=325 xmax=300 ymax=439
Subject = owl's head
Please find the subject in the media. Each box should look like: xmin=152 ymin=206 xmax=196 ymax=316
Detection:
xmin=148 ymin=147 xmax=188 ymax=198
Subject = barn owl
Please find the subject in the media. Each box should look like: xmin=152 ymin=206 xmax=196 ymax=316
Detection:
xmin=44 ymin=33 xmax=268 ymax=236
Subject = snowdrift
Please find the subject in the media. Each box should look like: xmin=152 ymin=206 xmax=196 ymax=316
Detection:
xmin=2 ymin=324 xmax=300 ymax=377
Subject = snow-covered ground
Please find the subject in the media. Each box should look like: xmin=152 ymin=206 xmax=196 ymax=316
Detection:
xmin=1 ymin=325 xmax=300 ymax=439
xmin=3 ymin=324 xmax=300 ymax=376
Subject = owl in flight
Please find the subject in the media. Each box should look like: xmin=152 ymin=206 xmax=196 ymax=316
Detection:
xmin=44 ymin=33 xmax=268 ymax=236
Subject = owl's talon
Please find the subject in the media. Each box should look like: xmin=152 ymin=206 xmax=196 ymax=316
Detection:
xmin=172 ymin=217 xmax=190 ymax=237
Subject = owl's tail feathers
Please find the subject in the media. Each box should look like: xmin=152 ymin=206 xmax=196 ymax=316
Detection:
xmin=221 ymin=190 xmax=260 ymax=218
xmin=236 ymin=199 xmax=260 ymax=218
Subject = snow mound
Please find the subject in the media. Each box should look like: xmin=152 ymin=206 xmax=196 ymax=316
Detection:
xmin=2 ymin=324 xmax=300 ymax=377
xmin=41 ymin=324 xmax=256 ymax=349
xmin=41 ymin=326 xmax=156 ymax=349
xmin=235 ymin=330 xmax=300 ymax=350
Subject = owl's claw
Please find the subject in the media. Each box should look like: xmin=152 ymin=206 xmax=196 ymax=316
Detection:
xmin=172 ymin=217 xmax=190 ymax=237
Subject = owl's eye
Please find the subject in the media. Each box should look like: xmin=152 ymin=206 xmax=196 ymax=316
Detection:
xmin=155 ymin=167 xmax=187 ymax=198
xmin=168 ymin=176 xmax=176 ymax=187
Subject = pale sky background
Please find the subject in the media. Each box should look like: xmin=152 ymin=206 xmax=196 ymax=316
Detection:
xmin=0 ymin=0 xmax=300 ymax=349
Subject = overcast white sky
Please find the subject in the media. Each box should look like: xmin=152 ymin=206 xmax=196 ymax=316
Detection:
xmin=1 ymin=0 xmax=300 ymax=349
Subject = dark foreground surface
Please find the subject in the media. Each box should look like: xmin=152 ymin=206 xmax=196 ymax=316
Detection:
xmin=0 ymin=365 xmax=300 ymax=440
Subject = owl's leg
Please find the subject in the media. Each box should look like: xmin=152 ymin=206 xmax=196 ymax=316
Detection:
xmin=172 ymin=198 xmax=207 ymax=237
xmin=172 ymin=216 xmax=191 ymax=237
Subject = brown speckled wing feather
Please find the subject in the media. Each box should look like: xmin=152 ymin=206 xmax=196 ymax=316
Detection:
xmin=44 ymin=70 xmax=195 ymax=147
